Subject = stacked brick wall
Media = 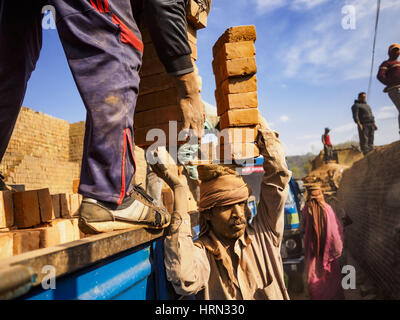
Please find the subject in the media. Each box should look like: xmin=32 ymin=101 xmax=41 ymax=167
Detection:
xmin=0 ymin=107 xmax=82 ymax=194
xmin=69 ymin=121 xmax=85 ymax=162
xmin=336 ymin=141 xmax=400 ymax=299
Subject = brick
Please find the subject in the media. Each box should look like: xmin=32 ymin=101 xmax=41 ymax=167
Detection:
xmin=70 ymin=218 xmax=81 ymax=241
xmin=215 ymin=91 xmax=258 ymax=116
xmin=136 ymin=87 xmax=178 ymax=112
xmin=220 ymin=143 xmax=260 ymax=161
xmin=190 ymin=41 xmax=198 ymax=61
xmin=186 ymin=0 xmax=208 ymax=30
xmin=214 ymin=41 xmax=255 ymax=62
xmin=50 ymin=219 xmax=77 ymax=244
xmin=69 ymin=194 xmax=80 ymax=217
xmin=12 ymin=230 xmax=40 ymax=255
xmin=219 ymin=127 xmax=258 ymax=145
xmin=139 ymin=57 xmax=166 ymax=77
xmin=220 ymin=75 xmax=257 ymax=95
xmin=214 ymin=57 xmax=257 ymax=85
xmin=0 ymin=232 xmax=13 ymax=259
xmin=0 ymin=190 xmax=14 ymax=228
xmin=139 ymin=73 xmax=175 ymax=96
xmin=213 ymin=25 xmax=257 ymax=57
xmin=142 ymin=43 xmax=159 ymax=62
xmin=72 ymin=179 xmax=79 ymax=194
xmin=60 ymin=193 xmax=71 ymax=218
xmin=51 ymin=194 xmax=61 ymax=218
xmin=38 ymin=188 xmax=55 ymax=222
xmin=13 ymin=190 xmax=41 ymax=228
xmin=187 ymin=25 xmax=197 ymax=44
xmin=135 ymin=105 xmax=182 ymax=128
xmin=34 ymin=225 xmax=61 ymax=248
xmin=134 ymin=121 xmax=185 ymax=147
xmin=219 ymin=109 xmax=259 ymax=129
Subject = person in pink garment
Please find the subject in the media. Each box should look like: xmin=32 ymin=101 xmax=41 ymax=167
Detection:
xmin=303 ymin=185 xmax=344 ymax=300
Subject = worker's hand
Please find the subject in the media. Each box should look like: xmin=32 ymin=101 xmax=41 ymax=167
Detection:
xmin=175 ymin=72 xmax=206 ymax=141
xmin=358 ymin=123 xmax=364 ymax=131
xmin=150 ymin=154 xmax=183 ymax=191
xmin=374 ymin=124 xmax=378 ymax=131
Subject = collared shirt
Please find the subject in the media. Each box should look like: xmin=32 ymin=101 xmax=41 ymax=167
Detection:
xmin=163 ymin=129 xmax=292 ymax=300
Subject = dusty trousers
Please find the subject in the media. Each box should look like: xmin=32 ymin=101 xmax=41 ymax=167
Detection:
xmin=358 ymin=123 xmax=375 ymax=155
xmin=0 ymin=0 xmax=143 ymax=205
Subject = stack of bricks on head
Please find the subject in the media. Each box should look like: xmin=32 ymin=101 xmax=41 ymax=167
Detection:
xmin=134 ymin=0 xmax=208 ymax=148
xmin=0 ymin=188 xmax=85 ymax=260
xmin=213 ymin=26 xmax=260 ymax=162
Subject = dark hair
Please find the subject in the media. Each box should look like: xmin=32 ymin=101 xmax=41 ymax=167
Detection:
xmin=358 ymin=92 xmax=366 ymax=97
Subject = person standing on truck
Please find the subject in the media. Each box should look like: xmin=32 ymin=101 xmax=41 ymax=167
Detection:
xmin=0 ymin=1 xmax=206 ymax=233
xmin=321 ymin=128 xmax=333 ymax=163
xmin=302 ymin=184 xmax=344 ymax=300
xmin=351 ymin=92 xmax=378 ymax=155
xmin=151 ymin=126 xmax=292 ymax=300
xmin=377 ymin=43 xmax=400 ymax=135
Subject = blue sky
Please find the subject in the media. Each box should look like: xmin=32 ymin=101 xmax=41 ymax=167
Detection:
xmin=23 ymin=0 xmax=400 ymax=155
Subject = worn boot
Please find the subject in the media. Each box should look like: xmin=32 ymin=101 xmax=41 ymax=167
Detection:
xmin=78 ymin=184 xmax=171 ymax=234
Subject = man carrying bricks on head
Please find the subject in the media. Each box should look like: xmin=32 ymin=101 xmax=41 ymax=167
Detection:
xmin=351 ymin=92 xmax=378 ymax=156
xmin=0 ymin=1 xmax=205 ymax=234
xmin=151 ymin=126 xmax=292 ymax=300
xmin=377 ymin=43 xmax=400 ymax=135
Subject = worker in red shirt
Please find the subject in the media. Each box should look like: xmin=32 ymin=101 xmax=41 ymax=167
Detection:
xmin=322 ymin=128 xmax=333 ymax=163
xmin=377 ymin=43 xmax=400 ymax=135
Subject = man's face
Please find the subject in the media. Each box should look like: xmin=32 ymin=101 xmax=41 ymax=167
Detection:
xmin=390 ymin=48 xmax=400 ymax=60
xmin=359 ymin=94 xmax=367 ymax=103
xmin=208 ymin=200 xmax=248 ymax=242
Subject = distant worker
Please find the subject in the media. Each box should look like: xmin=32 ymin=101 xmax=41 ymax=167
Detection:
xmin=303 ymin=185 xmax=344 ymax=300
xmin=152 ymin=127 xmax=292 ymax=300
xmin=321 ymin=128 xmax=333 ymax=163
xmin=351 ymin=93 xmax=378 ymax=155
xmin=377 ymin=43 xmax=400 ymax=135
xmin=0 ymin=1 xmax=206 ymax=233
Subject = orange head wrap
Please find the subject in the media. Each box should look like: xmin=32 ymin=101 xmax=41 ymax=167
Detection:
xmin=389 ymin=43 xmax=400 ymax=55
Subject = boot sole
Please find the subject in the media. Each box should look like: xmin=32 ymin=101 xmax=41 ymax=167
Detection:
xmin=78 ymin=218 xmax=170 ymax=235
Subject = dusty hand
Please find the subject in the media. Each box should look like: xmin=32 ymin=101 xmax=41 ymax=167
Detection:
xmin=150 ymin=154 xmax=182 ymax=191
xmin=358 ymin=123 xmax=364 ymax=131
xmin=175 ymin=72 xmax=206 ymax=140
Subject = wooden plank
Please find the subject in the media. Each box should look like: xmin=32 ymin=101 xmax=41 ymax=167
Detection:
xmin=0 ymin=228 xmax=165 ymax=288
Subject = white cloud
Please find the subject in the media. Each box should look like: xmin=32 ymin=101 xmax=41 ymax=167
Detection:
xmin=252 ymin=0 xmax=287 ymax=13
xmin=291 ymin=0 xmax=328 ymax=11
xmin=332 ymin=122 xmax=356 ymax=133
xmin=277 ymin=0 xmax=400 ymax=83
xmin=252 ymin=0 xmax=328 ymax=13
xmin=375 ymin=105 xmax=397 ymax=120
xmin=279 ymin=114 xmax=290 ymax=122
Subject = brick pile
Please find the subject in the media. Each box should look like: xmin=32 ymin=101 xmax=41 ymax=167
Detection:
xmin=134 ymin=0 xmax=209 ymax=147
xmin=0 ymin=188 xmax=84 ymax=260
xmin=212 ymin=26 xmax=260 ymax=161
xmin=335 ymin=141 xmax=400 ymax=299
xmin=0 ymin=107 xmax=83 ymax=194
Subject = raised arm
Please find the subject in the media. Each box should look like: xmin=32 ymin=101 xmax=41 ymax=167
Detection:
xmin=151 ymin=160 xmax=210 ymax=296
xmin=143 ymin=0 xmax=206 ymax=138
xmin=251 ymin=129 xmax=292 ymax=245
